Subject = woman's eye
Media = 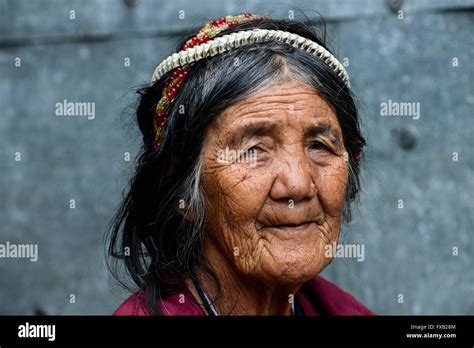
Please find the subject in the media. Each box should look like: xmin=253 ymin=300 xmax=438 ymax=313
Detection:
xmin=235 ymin=145 xmax=258 ymax=161
xmin=239 ymin=146 xmax=259 ymax=159
xmin=246 ymin=145 xmax=259 ymax=154
xmin=235 ymin=145 xmax=263 ymax=166
xmin=309 ymin=141 xmax=329 ymax=151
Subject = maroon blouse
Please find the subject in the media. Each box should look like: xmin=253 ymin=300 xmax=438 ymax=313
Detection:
xmin=113 ymin=275 xmax=375 ymax=316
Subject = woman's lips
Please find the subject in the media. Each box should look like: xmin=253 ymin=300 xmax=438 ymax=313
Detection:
xmin=267 ymin=222 xmax=313 ymax=231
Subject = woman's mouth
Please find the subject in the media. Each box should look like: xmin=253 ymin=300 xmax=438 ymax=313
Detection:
xmin=267 ymin=222 xmax=313 ymax=232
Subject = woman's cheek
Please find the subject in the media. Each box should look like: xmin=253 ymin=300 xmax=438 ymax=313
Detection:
xmin=218 ymin=164 xmax=270 ymax=221
xmin=317 ymin=160 xmax=348 ymax=214
xmin=203 ymin=155 xmax=268 ymax=234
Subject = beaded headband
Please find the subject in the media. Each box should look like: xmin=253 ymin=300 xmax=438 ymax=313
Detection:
xmin=150 ymin=13 xmax=352 ymax=157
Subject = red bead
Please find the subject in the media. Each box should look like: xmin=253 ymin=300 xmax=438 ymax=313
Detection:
xmin=192 ymin=37 xmax=199 ymax=45
xmin=178 ymin=72 xmax=185 ymax=80
xmin=354 ymin=152 xmax=361 ymax=163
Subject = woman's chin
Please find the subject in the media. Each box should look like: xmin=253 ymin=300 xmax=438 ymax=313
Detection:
xmin=248 ymin=251 xmax=331 ymax=286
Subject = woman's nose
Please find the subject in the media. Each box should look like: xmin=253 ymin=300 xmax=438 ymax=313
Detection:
xmin=269 ymin=149 xmax=317 ymax=203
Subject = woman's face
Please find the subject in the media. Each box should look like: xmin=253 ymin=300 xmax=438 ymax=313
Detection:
xmin=201 ymin=80 xmax=348 ymax=285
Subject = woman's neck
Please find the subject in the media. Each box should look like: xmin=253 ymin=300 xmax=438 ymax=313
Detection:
xmin=186 ymin=239 xmax=301 ymax=315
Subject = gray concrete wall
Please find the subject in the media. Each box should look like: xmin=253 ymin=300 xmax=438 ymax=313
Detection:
xmin=0 ymin=0 xmax=473 ymax=314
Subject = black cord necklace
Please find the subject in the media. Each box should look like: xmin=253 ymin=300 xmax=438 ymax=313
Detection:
xmin=191 ymin=274 xmax=219 ymax=316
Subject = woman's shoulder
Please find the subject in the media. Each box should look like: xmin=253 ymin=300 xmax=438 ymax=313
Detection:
xmin=112 ymin=287 xmax=205 ymax=316
xmin=113 ymin=291 xmax=150 ymax=316
xmin=297 ymin=275 xmax=376 ymax=315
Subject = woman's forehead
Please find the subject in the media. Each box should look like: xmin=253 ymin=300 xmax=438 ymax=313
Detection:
xmin=221 ymin=82 xmax=335 ymax=121
xmin=210 ymin=82 xmax=340 ymax=136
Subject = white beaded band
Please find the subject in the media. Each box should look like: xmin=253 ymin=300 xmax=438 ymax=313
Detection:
xmin=150 ymin=28 xmax=351 ymax=88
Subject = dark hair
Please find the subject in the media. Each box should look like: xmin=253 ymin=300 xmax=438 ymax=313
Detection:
xmin=107 ymin=17 xmax=366 ymax=315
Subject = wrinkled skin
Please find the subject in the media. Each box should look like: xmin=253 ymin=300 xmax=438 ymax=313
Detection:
xmin=188 ymin=80 xmax=348 ymax=315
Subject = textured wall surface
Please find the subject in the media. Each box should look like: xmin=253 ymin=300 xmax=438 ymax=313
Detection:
xmin=0 ymin=0 xmax=472 ymax=315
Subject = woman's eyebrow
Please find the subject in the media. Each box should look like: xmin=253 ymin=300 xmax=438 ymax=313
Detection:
xmin=228 ymin=123 xmax=277 ymax=146
xmin=227 ymin=123 xmax=342 ymax=146
xmin=304 ymin=124 xmax=342 ymax=145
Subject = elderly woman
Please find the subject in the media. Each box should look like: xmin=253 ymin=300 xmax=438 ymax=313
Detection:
xmin=109 ymin=13 xmax=373 ymax=316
